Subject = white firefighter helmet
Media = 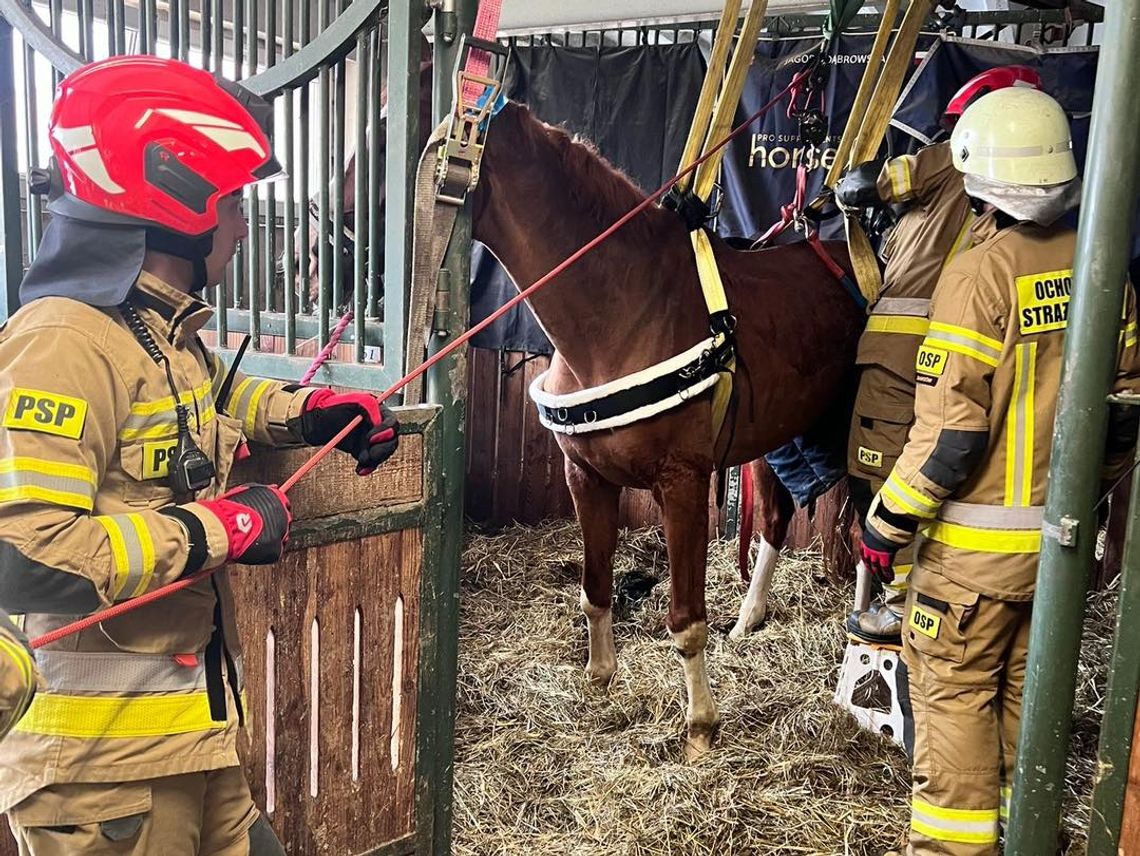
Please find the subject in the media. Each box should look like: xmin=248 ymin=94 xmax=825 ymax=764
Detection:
xmin=950 ymin=87 xmax=1077 ymax=187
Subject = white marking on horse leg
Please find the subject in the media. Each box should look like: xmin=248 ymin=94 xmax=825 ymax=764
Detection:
xmin=730 ymin=537 xmax=779 ymax=639
xmin=671 ymin=621 xmax=718 ymax=758
xmin=853 ymin=560 xmax=873 ymax=612
xmin=580 ymin=589 xmax=617 ymax=686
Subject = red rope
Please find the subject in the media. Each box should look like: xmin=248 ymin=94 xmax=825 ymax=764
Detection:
xmin=29 ymin=72 xmax=805 ymax=651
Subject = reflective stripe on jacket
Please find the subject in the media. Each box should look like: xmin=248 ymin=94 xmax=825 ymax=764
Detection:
xmin=0 ymin=272 xmax=312 ymax=810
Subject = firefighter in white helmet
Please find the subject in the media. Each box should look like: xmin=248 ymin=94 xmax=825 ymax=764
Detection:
xmin=862 ymin=87 xmax=1140 ymax=854
xmin=836 ymin=65 xmax=1043 ymax=645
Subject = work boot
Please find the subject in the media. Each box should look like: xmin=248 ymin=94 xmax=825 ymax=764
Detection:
xmin=846 ymin=602 xmax=903 ymax=646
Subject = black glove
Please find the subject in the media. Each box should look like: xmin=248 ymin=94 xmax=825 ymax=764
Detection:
xmin=834 ymin=159 xmax=887 ymax=211
xmin=294 ymin=388 xmax=399 ymax=475
xmin=195 ymin=484 xmax=292 ymax=565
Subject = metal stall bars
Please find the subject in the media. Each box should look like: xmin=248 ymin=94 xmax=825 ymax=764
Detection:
xmin=0 ymin=0 xmax=463 ymax=852
xmin=1005 ymin=2 xmax=1140 ymax=853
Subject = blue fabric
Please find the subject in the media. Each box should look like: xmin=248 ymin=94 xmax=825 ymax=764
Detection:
xmin=764 ymin=435 xmax=847 ymax=508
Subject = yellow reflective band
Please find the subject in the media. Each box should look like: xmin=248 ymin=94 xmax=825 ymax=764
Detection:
xmin=0 ymin=458 xmax=98 ymax=511
xmin=1000 ymin=786 xmax=1012 ymax=822
xmin=892 ymin=563 xmax=913 ymax=582
xmin=912 ymin=798 xmax=999 ymax=845
xmin=126 ymin=514 xmax=156 ymax=598
xmin=1122 ymin=321 xmax=1138 ymax=349
xmin=911 ymin=818 xmax=999 ymax=846
xmin=926 ymin=322 xmax=1002 ymax=368
xmin=865 ymin=315 xmax=930 ymax=336
xmin=883 ymin=473 xmax=939 ymax=519
xmin=96 ymin=516 xmax=131 ymax=598
xmin=926 ymin=520 xmax=1041 ymax=554
xmin=14 ymin=691 xmax=228 ymax=738
xmin=0 ymin=485 xmax=94 ymax=511
xmin=242 ymin=381 xmax=274 ymax=436
xmin=0 ymin=458 xmax=97 ymax=485
xmin=1004 ymin=343 xmax=1037 ymax=508
xmin=0 ymin=636 xmax=35 ymax=696
xmin=118 ymin=404 xmax=216 ymax=442
xmin=128 ymin=378 xmax=213 ymax=417
xmin=940 ymin=211 xmax=976 ymax=273
xmin=889 ymin=157 xmax=912 ymax=198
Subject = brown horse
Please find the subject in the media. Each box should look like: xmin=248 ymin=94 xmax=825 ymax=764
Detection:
xmin=470 ymin=101 xmax=863 ymax=755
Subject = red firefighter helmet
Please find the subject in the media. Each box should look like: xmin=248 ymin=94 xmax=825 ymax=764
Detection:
xmin=941 ymin=65 xmax=1043 ymax=131
xmin=47 ymin=56 xmax=281 ymax=236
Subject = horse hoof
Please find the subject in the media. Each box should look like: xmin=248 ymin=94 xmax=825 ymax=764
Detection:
xmin=585 ymin=662 xmax=616 ymax=687
xmin=683 ymin=729 xmax=715 ymax=761
xmin=728 ymin=611 xmax=766 ymax=640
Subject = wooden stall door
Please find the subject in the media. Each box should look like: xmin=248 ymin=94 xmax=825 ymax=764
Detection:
xmin=0 ymin=406 xmax=445 ymax=856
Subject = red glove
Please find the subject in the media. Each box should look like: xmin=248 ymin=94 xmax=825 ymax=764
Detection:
xmin=293 ymin=389 xmax=399 ymax=476
xmin=197 ymin=484 xmax=292 ymax=565
xmin=860 ymin=527 xmax=899 ymax=586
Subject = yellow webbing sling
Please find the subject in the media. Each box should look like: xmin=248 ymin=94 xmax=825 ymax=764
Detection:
xmin=674 ymin=0 xmax=769 ymax=441
xmin=820 ymin=0 xmax=933 ymax=304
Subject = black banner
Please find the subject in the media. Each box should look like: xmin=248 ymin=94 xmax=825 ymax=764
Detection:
xmin=717 ymin=33 xmax=933 ymax=243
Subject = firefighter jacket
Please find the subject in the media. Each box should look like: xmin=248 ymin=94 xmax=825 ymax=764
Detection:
xmin=858 ymin=142 xmax=975 ymax=384
xmin=866 ymin=212 xmax=1140 ymax=602
xmin=0 ymin=271 xmax=314 ymax=811
xmin=0 ymin=610 xmax=35 ymax=740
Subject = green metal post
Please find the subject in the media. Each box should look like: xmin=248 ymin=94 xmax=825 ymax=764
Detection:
xmin=382 ymin=0 xmax=423 ymax=382
xmin=0 ymin=17 xmax=21 ymax=319
xmin=425 ymin=2 xmax=475 ymax=853
xmin=1089 ymin=441 xmax=1140 ymax=854
xmin=1007 ymin=3 xmax=1140 ymax=852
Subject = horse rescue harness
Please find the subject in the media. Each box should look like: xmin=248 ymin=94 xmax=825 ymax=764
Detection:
xmin=529 ymin=0 xmax=861 ymax=440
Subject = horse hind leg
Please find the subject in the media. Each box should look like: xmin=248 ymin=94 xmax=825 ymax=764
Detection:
xmin=657 ymin=461 xmax=719 ymax=759
xmin=731 ymin=458 xmax=794 ymax=639
xmin=566 ymin=458 xmax=621 ymax=686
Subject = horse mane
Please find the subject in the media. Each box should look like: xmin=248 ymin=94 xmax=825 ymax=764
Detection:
xmin=506 ymin=102 xmax=671 ymax=243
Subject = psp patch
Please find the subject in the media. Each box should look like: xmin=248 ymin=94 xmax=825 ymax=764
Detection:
xmin=1016 ymin=268 xmax=1072 ymax=335
xmin=915 ymin=345 xmax=947 ymax=387
xmin=3 ymin=388 xmax=88 ymax=440
xmin=142 ymin=440 xmax=180 ymax=480
xmin=857 ymin=446 xmax=883 ymax=469
xmin=909 ymin=604 xmax=941 ymax=640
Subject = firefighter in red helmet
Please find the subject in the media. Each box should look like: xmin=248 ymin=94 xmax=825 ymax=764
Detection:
xmin=0 ymin=57 xmax=398 ymax=854
xmin=836 ymin=65 xmax=1043 ymax=646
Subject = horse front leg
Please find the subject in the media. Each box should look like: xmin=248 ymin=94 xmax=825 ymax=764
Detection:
xmin=657 ymin=460 xmax=719 ymax=760
xmin=566 ymin=457 xmax=621 ymax=686
xmin=731 ymin=458 xmax=794 ymax=639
